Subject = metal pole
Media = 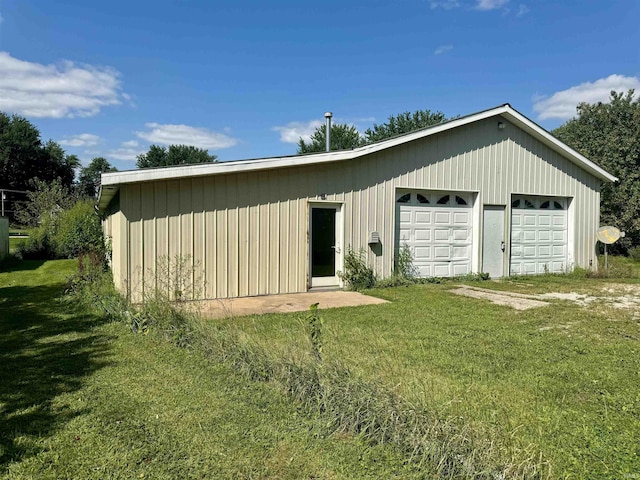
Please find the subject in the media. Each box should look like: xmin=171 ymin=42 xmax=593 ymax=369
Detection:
xmin=604 ymin=244 xmax=608 ymax=270
xmin=324 ymin=112 xmax=332 ymax=152
xmin=1 ymin=191 xmax=4 ymax=217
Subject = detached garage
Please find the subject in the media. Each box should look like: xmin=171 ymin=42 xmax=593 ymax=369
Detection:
xmin=98 ymin=104 xmax=616 ymax=301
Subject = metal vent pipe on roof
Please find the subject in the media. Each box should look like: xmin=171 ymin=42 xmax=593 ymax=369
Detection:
xmin=324 ymin=112 xmax=332 ymax=152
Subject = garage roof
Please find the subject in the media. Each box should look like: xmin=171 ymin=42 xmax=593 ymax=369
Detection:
xmin=98 ymin=104 xmax=617 ymax=211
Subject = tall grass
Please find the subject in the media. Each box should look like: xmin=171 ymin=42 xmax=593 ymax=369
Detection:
xmin=70 ymin=268 xmax=547 ymax=478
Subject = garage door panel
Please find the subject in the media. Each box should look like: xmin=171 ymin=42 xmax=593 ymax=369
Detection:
xmin=414 ymin=228 xmax=430 ymax=241
xmin=398 ymin=192 xmax=473 ymax=279
xmin=552 ymin=230 xmax=566 ymax=242
xmin=415 ymin=211 xmax=431 ymax=223
xmin=433 ymin=264 xmax=451 ymax=277
xmin=538 ymin=215 xmax=551 ymax=226
xmin=510 ymin=197 xmax=568 ymax=275
xmin=451 ymin=245 xmax=470 ymax=260
xmin=434 ymin=211 xmax=451 ymax=224
xmin=453 ymin=212 xmax=470 ymax=224
xmin=550 ymin=261 xmax=565 ymax=272
xmin=452 ymin=263 xmax=470 ymax=276
xmin=452 ymin=228 xmax=470 ymax=241
xmin=552 ymin=215 xmax=566 ymax=226
xmin=416 ymin=264 xmax=431 ymax=277
xmin=414 ymin=247 xmax=431 ymax=261
xmin=434 ymin=229 xmax=449 ymax=241
xmin=433 ymin=246 xmax=450 ymax=260
xmin=538 ymin=230 xmax=551 ymax=242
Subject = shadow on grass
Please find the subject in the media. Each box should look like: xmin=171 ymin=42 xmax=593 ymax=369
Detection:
xmin=0 ymin=258 xmax=46 ymax=273
xmin=0 ymin=281 xmax=114 ymax=468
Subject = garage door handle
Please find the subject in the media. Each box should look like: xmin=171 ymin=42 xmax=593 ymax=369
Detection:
xmin=501 ymin=241 xmax=505 ymax=252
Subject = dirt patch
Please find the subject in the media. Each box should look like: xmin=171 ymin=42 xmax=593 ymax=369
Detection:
xmin=451 ymin=284 xmax=640 ymax=311
xmin=200 ymin=291 xmax=388 ymax=319
xmin=539 ymin=291 xmax=640 ymax=309
xmin=449 ymin=286 xmax=549 ymax=310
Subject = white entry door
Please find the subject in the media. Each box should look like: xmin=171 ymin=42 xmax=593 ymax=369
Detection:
xmin=482 ymin=205 xmax=506 ymax=278
xmin=510 ymin=196 xmax=568 ymax=275
xmin=310 ymin=204 xmax=342 ymax=287
xmin=396 ymin=191 xmax=473 ymax=277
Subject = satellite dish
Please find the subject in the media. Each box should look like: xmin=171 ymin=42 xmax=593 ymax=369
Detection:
xmin=596 ymin=226 xmax=623 ymax=244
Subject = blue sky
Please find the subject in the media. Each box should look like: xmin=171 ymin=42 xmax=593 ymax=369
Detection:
xmin=0 ymin=0 xmax=638 ymax=171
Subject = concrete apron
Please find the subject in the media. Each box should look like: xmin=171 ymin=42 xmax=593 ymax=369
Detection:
xmin=200 ymin=291 xmax=388 ymax=319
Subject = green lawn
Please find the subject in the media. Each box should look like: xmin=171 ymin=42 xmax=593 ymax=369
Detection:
xmin=0 ymin=260 xmax=419 ymax=479
xmin=8 ymin=237 xmax=26 ymax=253
xmin=215 ymin=270 xmax=640 ymax=478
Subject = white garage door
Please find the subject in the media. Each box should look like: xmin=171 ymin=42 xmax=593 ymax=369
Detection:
xmin=396 ymin=191 xmax=473 ymax=277
xmin=510 ymin=196 xmax=568 ymax=275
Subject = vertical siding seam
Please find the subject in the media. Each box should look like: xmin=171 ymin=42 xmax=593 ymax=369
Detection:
xmin=202 ymin=182 xmax=207 ymax=298
xmin=191 ymin=186 xmax=195 ymax=300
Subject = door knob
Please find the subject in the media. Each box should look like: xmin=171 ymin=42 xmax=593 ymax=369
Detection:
xmin=500 ymin=241 xmax=505 ymax=252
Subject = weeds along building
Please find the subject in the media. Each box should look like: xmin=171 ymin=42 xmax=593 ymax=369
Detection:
xmin=98 ymin=104 xmax=616 ymax=301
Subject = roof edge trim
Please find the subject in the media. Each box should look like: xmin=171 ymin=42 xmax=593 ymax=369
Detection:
xmin=97 ymin=104 xmax=617 ymax=211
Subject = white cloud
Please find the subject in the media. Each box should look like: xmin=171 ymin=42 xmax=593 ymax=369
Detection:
xmin=59 ymin=133 xmax=101 ymax=147
xmin=136 ymin=123 xmax=237 ymax=149
xmin=476 ymin=0 xmax=509 ymax=10
xmin=533 ymin=74 xmax=640 ymax=121
xmin=430 ymin=0 xmax=523 ymax=14
xmin=434 ymin=44 xmax=453 ymax=55
xmin=107 ymin=147 xmax=144 ymax=162
xmin=272 ymin=120 xmax=323 ymax=144
xmin=121 ymin=140 xmax=139 ymax=148
xmin=0 ymin=51 xmax=124 ymax=118
xmin=429 ymin=0 xmax=460 ymax=9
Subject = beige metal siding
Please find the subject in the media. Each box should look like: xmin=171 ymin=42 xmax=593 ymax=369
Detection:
xmin=113 ymin=117 xmax=602 ymax=301
xmin=101 ymin=194 xmax=127 ymax=294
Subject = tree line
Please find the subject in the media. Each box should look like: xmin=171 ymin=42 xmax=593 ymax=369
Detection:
xmin=1 ymin=92 xmax=639 ymax=252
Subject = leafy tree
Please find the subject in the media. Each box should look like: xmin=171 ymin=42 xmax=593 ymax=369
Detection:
xmin=0 ymin=112 xmax=78 ymax=190
xmin=42 ymin=140 xmax=80 ymax=188
xmin=363 ymin=109 xmax=448 ymax=143
xmin=54 ymin=199 xmax=105 ymax=258
xmin=18 ymin=196 xmax=103 ymax=260
xmin=79 ymin=157 xmax=117 ymax=198
xmin=297 ymin=123 xmax=363 ymax=154
xmin=296 ymin=108 xmax=449 ymax=154
xmin=136 ymin=144 xmax=217 ymax=168
xmin=136 ymin=145 xmax=167 ymax=168
xmin=553 ymin=90 xmax=640 ymax=252
xmin=15 ymin=178 xmax=77 ymax=227
xmin=15 ymin=179 xmax=79 ymax=259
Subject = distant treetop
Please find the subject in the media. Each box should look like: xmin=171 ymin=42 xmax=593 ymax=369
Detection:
xmin=136 ymin=144 xmax=217 ymax=169
xmin=296 ymin=108 xmax=450 ymax=154
xmin=363 ymin=109 xmax=448 ymax=144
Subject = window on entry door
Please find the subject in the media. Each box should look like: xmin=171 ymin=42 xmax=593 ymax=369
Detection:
xmin=311 ymin=208 xmax=336 ymax=277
